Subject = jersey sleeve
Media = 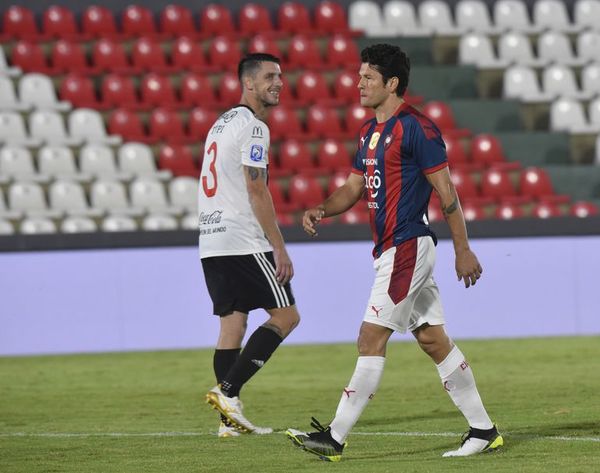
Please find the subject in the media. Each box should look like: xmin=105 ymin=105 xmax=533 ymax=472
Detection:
xmin=351 ymin=130 xmax=368 ymax=176
xmin=412 ymin=119 xmax=448 ymax=174
xmin=240 ymin=119 xmax=270 ymax=169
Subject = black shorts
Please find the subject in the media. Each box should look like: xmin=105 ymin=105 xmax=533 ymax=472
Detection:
xmin=201 ymin=251 xmax=295 ymax=316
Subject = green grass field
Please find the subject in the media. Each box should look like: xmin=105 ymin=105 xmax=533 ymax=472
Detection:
xmin=1 ymin=337 xmax=599 ymax=473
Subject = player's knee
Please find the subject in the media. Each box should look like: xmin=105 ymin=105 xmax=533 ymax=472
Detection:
xmin=266 ymin=306 xmax=300 ymax=338
xmin=357 ymin=327 xmax=387 ymax=356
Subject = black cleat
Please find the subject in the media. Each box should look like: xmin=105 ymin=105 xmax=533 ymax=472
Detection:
xmin=286 ymin=417 xmax=346 ymax=462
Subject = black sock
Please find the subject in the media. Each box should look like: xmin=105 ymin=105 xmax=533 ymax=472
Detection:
xmin=213 ymin=348 xmax=240 ymax=423
xmin=221 ymin=326 xmax=283 ymax=398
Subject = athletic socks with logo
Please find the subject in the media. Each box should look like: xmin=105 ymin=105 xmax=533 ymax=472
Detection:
xmin=221 ymin=326 xmax=283 ymax=398
xmin=329 ymin=356 xmax=386 ymax=445
xmin=436 ymin=346 xmax=493 ymax=430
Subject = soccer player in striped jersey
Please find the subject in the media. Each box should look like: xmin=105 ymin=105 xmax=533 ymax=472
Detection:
xmin=286 ymin=44 xmax=502 ymax=460
xmin=199 ymin=53 xmax=300 ymax=437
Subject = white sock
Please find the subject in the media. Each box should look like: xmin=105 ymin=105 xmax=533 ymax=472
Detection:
xmin=436 ymin=346 xmax=493 ymax=430
xmin=329 ymin=356 xmax=385 ymax=444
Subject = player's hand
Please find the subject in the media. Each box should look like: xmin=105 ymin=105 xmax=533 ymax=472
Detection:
xmin=302 ymin=207 xmax=325 ymax=237
xmin=455 ymin=249 xmax=483 ymax=288
xmin=273 ymin=245 xmax=294 ymax=285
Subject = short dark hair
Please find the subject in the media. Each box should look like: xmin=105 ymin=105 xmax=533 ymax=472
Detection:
xmin=360 ymin=44 xmax=410 ymax=97
xmin=238 ymin=53 xmax=281 ymax=82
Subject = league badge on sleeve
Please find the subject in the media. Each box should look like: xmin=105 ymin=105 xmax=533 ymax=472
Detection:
xmin=250 ymin=144 xmax=264 ymax=162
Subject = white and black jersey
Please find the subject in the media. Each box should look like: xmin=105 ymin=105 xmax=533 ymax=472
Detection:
xmin=198 ymin=105 xmax=273 ymax=259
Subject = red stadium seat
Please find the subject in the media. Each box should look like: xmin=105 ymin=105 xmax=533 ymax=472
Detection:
xmin=82 ymin=6 xmax=121 ymax=39
xmin=278 ymin=139 xmax=315 ymax=173
xmin=92 ymin=39 xmax=132 ymax=73
xmin=160 ymin=5 xmax=198 ymax=37
xmin=276 ymin=213 xmax=296 ymax=226
xmin=450 ymin=168 xmax=480 ymax=201
xmin=471 ymin=133 xmax=520 ymax=170
xmin=422 ymin=101 xmax=470 ymax=138
xmin=140 ymin=74 xmax=177 ymax=108
xmin=327 ymin=170 xmax=349 ymax=195
xmin=218 ymin=72 xmax=242 ymax=106
xmin=43 ymin=6 xmax=82 ymax=40
xmin=10 ymin=41 xmax=51 ymax=74
xmin=180 ymin=73 xmax=217 ymax=108
xmin=495 ymin=202 xmax=524 ymax=220
xmin=149 ymin=108 xmax=189 ymax=143
xmin=461 ymin=201 xmax=487 ymax=221
xmin=532 ymin=202 xmax=562 ymax=219
xmin=345 ymin=103 xmax=375 ymax=136
xmin=208 ymin=36 xmax=241 ymax=71
xmin=519 ymin=167 xmax=569 ymax=204
xmin=314 ymin=1 xmax=351 ymax=34
xmin=122 ymin=5 xmax=158 ymax=37
xmin=326 ymin=35 xmax=360 ymax=68
xmin=60 ymin=75 xmax=105 ymax=110
xmin=481 ymin=169 xmax=516 ymax=201
xmin=199 ymin=4 xmax=236 ymax=38
xmin=306 ymin=105 xmax=347 ymax=139
xmin=427 ymin=201 xmax=443 ymax=222
xmin=101 ymin=74 xmax=140 ymax=109
xmin=188 ymin=108 xmax=218 ymax=139
xmin=288 ymin=174 xmax=325 ymax=208
xmin=277 ymin=2 xmax=313 ymax=34
xmin=287 ymin=35 xmax=323 ymax=69
xmin=239 ymin=3 xmax=278 ymax=36
xmin=317 ymin=139 xmax=352 ymax=171
xmin=159 ymin=145 xmax=199 ymax=177
xmin=295 ymin=71 xmax=333 ymax=105
xmin=248 ymin=35 xmax=283 ymax=57
xmin=51 ymin=40 xmax=97 ymax=75
xmin=108 ymin=109 xmax=148 ymax=142
xmin=172 ymin=37 xmax=210 ymax=73
xmin=333 ymin=70 xmax=359 ymax=103
xmin=444 ymin=135 xmax=471 ymax=169
xmin=570 ymin=201 xmax=599 ymax=218
xmin=2 ymin=6 xmax=41 ymax=40
xmin=277 ymin=76 xmax=297 ymax=106
xmin=131 ymin=37 xmax=174 ymax=73
xmin=269 ymin=179 xmax=298 ymax=213
xmin=340 ymin=206 xmax=370 ymax=224
xmin=268 ymin=106 xmax=307 ymax=140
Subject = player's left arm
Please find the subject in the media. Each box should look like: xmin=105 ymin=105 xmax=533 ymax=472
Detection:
xmin=425 ymin=166 xmax=482 ymax=288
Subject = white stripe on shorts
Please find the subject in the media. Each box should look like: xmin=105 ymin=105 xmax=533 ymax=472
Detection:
xmin=252 ymin=253 xmax=290 ymax=307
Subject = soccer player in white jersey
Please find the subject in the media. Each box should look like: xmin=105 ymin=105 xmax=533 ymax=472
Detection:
xmin=200 ymin=53 xmax=300 ymax=437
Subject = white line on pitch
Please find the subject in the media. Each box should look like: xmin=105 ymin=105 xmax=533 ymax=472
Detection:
xmin=1 ymin=431 xmax=599 ymax=443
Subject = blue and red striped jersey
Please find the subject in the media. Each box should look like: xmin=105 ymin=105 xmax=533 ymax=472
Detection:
xmin=352 ymin=102 xmax=448 ymax=258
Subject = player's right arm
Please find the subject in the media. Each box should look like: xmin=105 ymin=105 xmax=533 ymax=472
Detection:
xmin=303 ymin=172 xmax=364 ymax=236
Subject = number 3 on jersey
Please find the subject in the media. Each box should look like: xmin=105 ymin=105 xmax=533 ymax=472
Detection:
xmin=202 ymin=142 xmax=218 ymax=197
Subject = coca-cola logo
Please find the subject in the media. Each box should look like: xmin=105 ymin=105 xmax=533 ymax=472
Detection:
xmin=199 ymin=211 xmax=223 ymax=225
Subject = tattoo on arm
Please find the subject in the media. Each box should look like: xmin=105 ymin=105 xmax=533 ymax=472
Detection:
xmin=246 ymin=166 xmax=267 ymax=181
xmin=442 ymin=197 xmax=459 ymax=217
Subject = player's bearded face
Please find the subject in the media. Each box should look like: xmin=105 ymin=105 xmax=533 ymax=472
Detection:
xmin=255 ymin=63 xmax=283 ymax=107
xmin=358 ymin=63 xmax=389 ymax=109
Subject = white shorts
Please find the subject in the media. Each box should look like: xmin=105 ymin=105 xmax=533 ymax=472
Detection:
xmin=363 ymin=236 xmax=445 ymax=333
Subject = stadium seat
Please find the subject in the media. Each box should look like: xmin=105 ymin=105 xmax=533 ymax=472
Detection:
xmin=326 ymin=35 xmax=360 ymax=68
xmin=29 ymin=111 xmax=80 ymax=146
xmin=295 ymin=71 xmax=333 ymax=105
xmin=317 ymin=139 xmax=352 ymax=171
xmin=180 ymin=213 xmax=198 ymax=229
xmin=494 ymin=0 xmax=541 ymax=33
xmin=69 ymin=109 xmax=122 ymax=146
xmin=422 ymin=101 xmax=470 ymax=138
xmin=543 ymin=65 xmax=593 ymax=101
xmin=382 ymin=1 xmax=430 ymax=36
xmin=160 ymin=4 xmax=198 ymax=37
xmin=10 ymin=41 xmax=52 ymax=74
xmin=38 ymin=146 xmax=85 ymax=181
xmin=60 ymin=75 xmax=106 ymax=110
xmin=455 ymin=0 xmax=500 ymax=34
xmin=107 ymin=109 xmax=148 ymax=143
xmin=172 ymin=37 xmax=210 ymax=73
xmin=199 ymin=4 xmax=236 ymax=37
xmin=498 ymin=32 xmax=547 ymax=68
xmin=314 ymin=1 xmax=351 ymax=34
xmin=82 ymin=5 xmax=121 ymax=39
xmin=142 ymin=214 xmax=178 ymax=231
xmin=130 ymin=178 xmax=180 ymax=214
xmin=9 ymin=182 xmax=58 ymax=217
xmin=333 ymin=70 xmax=359 ymax=103
xmin=0 ymin=219 xmax=15 ymax=235
xmin=470 ymin=133 xmax=519 ymax=170
xmin=577 ymin=31 xmax=600 ymax=63
xmin=20 ymin=217 xmax=58 ymax=234
xmin=349 ymin=1 xmax=386 ymax=36
xmin=169 ymin=176 xmax=199 ymax=212
xmin=43 ymin=5 xmax=82 ymax=40
xmin=444 ymin=135 xmax=471 ymax=168
xmin=450 ymin=168 xmax=480 ymax=201
xmin=0 ymin=146 xmax=39 ymax=180
xmin=91 ymin=180 xmax=142 ymax=216
xmin=188 ymin=107 xmax=219 ymax=139
xmin=51 ymin=40 xmax=96 ymax=75
xmin=306 ymin=105 xmax=347 ymax=139
xmin=0 ymin=76 xmax=29 ymax=111
xmin=288 ymin=174 xmax=325 ymax=208
xmin=582 ymin=63 xmax=600 ymax=97
xmin=0 ymin=112 xmax=40 ymax=147
xmin=61 ymin=216 xmax=98 ymax=233
xmin=503 ymin=66 xmax=553 ymax=103
xmin=519 ymin=167 xmax=569 ymax=204
xmin=238 ymin=3 xmax=278 ymax=37
xmin=495 ymin=202 xmax=524 ymax=219
xmin=92 ymin=39 xmax=133 ymax=74
xmin=538 ymin=32 xmax=586 ymax=68
xmin=208 ymin=36 xmax=241 ymax=71
xmin=0 ymin=47 xmax=20 ymax=77
xmin=122 ymin=5 xmax=159 ymax=37
xmin=345 ymin=103 xmax=375 ymax=135
xmin=340 ymin=206 xmax=370 ymax=224
xmin=570 ymin=201 xmax=599 ymax=218
xmin=102 ymin=215 xmax=138 ymax=231
xmin=80 ymin=144 xmax=130 ymax=179
xmin=287 ymin=35 xmax=323 ymax=69
xmin=278 ymin=139 xmax=315 ymax=173
xmin=532 ymin=202 xmax=562 ymax=218
xmin=461 ymin=201 xmax=487 ymax=221
xmin=418 ymin=0 xmax=462 ymax=35
xmin=102 ymin=75 xmax=142 ymax=110
xmin=327 ymin=170 xmax=349 ymax=195
xmin=247 ymin=35 xmax=283 ymax=57
xmin=268 ymin=106 xmax=306 ymax=140
xmin=427 ymin=201 xmax=443 ymax=222
xmin=159 ymin=145 xmax=199 ymax=177
xmin=277 ymin=2 xmax=313 ymax=34
xmin=218 ymin=72 xmax=243 ymax=106
xmin=2 ymin=6 xmax=41 ymax=40
xmin=140 ymin=74 xmax=177 ymax=108
xmin=533 ymin=0 xmax=581 ymax=34
xmin=458 ymin=34 xmax=507 ymax=69
xmin=119 ymin=142 xmax=171 ymax=179
xmin=131 ymin=37 xmax=174 ymax=73
xmin=49 ymin=180 xmax=100 ymax=217
xmin=590 ymin=98 xmax=600 ymax=128
xmin=574 ymin=0 xmax=600 ymax=31
xmin=18 ymin=74 xmax=71 ymax=111
xmin=550 ymin=98 xmax=600 ymax=134
xmin=481 ymin=169 xmax=517 ymax=200
xmin=180 ymin=73 xmax=217 ymax=108
xmin=268 ymin=178 xmax=296 ymax=213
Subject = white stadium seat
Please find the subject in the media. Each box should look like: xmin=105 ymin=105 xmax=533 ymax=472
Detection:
xmin=69 ymin=109 xmax=121 ymax=145
xmin=494 ymin=0 xmax=541 ymax=33
xmin=129 ymin=178 xmax=181 ymax=215
xmin=533 ymin=0 xmax=581 ymax=33
xmin=118 ymin=143 xmax=171 ymax=180
xmin=542 ymin=65 xmax=594 ymax=101
xmin=0 ymin=218 xmax=15 ymax=235
xmin=589 ymin=98 xmax=600 ymax=127
xmin=20 ymin=217 xmax=57 ymax=234
xmin=458 ymin=34 xmax=508 ymax=68
xmin=498 ymin=32 xmax=547 ymax=67
xmin=79 ymin=144 xmax=131 ymax=180
xmin=349 ymin=1 xmax=390 ymax=36
xmin=550 ymin=98 xmax=600 ymax=134
xmin=582 ymin=63 xmax=600 ymax=96
xmin=38 ymin=145 xmax=89 ymax=181
xmin=0 ymin=112 xmax=40 ymax=147
xmin=503 ymin=65 xmax=554 ymax=102
xmin=0 ymin=146 xmax=37 ymax=180
xmin=455 ymin=0 xmax=500 ymax=34
xmin=382 ymin=1 xmax=431 ymax=36
xmin=102 ymin=215 xmax=138 ymax=232
xmin=8 ymin=182 xmax=60 ymax=218
xmin=90 ymin=180 xmax=143 ymax=216
xmin=142 ymin=214 xmax=178 ymax=231
xmin=169 ymin=176 xmax=198 ymax=212
xmin=180 ymin=213 xmax=198 ymax=230
xmin=0 ymin=187 xmax=22 ymax=220
xmin=419 ymin=0 xmax=462 ymax=35
xmin=29 ymin=110 xmax=81 ymax=146
xmin=574 ymin=0 xmax=600 ymax=32
xmin=0 ymin=46 xmax=21 ymax=77
xmin=18 ymin=74 xmax=70 ymax=111
xmin=577 ymin=31 xmax=600 ymax=63
xmin=61 ymin=216 xmax=98 ymax=233
xmin=49 ymin=180 xmax=102 ymax=217
xmin=538 ymin=32 xmax=586 ymax=67
xmin=0 ymin=76 xmax=29 ymax=111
